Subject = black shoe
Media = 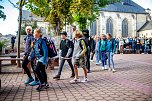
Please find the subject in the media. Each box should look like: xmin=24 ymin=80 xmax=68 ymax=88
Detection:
xmin=44 ymin=83 xmax=49 ymax=89
xmin=36 ymin=84 xmax=45 ymax=91
xmin=70 ymin=74 xmax=75 ymax=78
xmin=53 ymin=75 xmax=60 ymax=80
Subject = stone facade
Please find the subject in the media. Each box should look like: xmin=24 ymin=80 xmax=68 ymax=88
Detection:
xmin=94 ymin=12 xmax=148 ymax=38
xmin=89 ymin=0 xmax=150 ymax=38
xmin=139 ymin=29 xmax=152 ymax=38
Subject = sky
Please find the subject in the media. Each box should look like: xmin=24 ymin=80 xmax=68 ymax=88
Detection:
xmin=0 ymin=0 xmax=152 ymax=35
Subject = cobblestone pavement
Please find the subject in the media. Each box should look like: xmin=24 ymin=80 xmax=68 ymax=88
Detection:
xmin=0 ymin=54 xmax=152 ymax=101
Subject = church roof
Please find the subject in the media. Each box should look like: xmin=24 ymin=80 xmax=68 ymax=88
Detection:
xmin=138 ymin=21 xmax=152 ymax=32
xmin=100 ymin=0 xmax=148 ymax=14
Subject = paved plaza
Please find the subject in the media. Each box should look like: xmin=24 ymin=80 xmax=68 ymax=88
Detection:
xmin=0 ymin=54 xmax=152 ymax=101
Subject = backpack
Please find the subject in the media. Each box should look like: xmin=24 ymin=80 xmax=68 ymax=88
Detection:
xmin=78 ymin=39 xmax=89 ymax=56
xmin=39 ymin=37 xmax=57 ymax=58
xmin=65 ymin=39 xmax=74 ymax=57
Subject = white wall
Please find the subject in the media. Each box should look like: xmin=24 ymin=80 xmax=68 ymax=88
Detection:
xmin=139 ymin=29 xmax=152 ymax=38
xmin=96 ymin=11 xmax=147 ymax=38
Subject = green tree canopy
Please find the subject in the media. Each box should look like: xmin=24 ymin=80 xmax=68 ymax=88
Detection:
xmin=25 ymin=0 xmax=120 ymax=33
xmin=0 ymin=0 xmax=6 ymax=20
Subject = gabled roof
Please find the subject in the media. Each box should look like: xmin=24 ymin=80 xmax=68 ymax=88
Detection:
xmin=138 ymin=21 xmax=152 ymax=32
xmin=100 ymin=0 xmax=148 ymax=14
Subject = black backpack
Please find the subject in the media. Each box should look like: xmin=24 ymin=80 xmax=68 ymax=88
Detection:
xmin=65 ymin=39 xmax=74 ymax=57
xmin=39 ymin=37 xmax=57 ymax=58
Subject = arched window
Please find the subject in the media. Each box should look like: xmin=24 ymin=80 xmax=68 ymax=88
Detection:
xmin=122 ymin=18 xmax=128 ymax=38
xmin=106 ymin=18 xmax=113 ymax=36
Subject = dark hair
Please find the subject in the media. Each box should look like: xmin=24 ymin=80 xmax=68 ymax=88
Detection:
xmin=107 ymin=33 xmax=112 ymax=38
xmin=72 ymin=25 xmax=76 ymax=28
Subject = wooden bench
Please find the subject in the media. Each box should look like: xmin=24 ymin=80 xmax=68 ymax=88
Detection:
xmin=0 ymin=54 xmax=18 ymax=65
xmin=124 ymin=48 xmax=132 ymax=54
xmin=47 ymin=56 xmax=59 ymax=70
xmin=0 ymin=58 xmax=23 ymax=73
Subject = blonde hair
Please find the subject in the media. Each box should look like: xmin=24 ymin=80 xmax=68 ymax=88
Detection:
xmin=34 ymin=28 xmax=43 ymax=37
xmin=74 ymin=30 xmax=83 ymax=38
xmin=94 ymin=35 xmax=100 ymax=40
xmin=25 ymin=26 xmax=32 ymax=32
xmin=101 ymin=34 xmax=106 ymax=37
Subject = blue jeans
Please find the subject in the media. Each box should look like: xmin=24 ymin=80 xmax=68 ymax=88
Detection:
xmin=100 ymin=50 xmax=107 ymax=67
xmin=106 ymin=52 xmax=114 ymax=69
xmin=95 ymin=50 xmax=99 ymax=64
xmin=57 ymin=58 xmax=75 ymax=76
xmin=144 ymin=46 xmax=148 ymax=54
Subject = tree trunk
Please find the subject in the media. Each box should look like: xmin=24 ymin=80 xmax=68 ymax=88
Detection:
xmin=17 ymin=1 xmax=23 ymax=67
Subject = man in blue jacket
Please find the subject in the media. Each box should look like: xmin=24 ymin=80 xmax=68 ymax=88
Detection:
xmin=22 ymin=26 xmax=39 ymax=86
xmin=29 ymin=28 xmax=49 ymax=91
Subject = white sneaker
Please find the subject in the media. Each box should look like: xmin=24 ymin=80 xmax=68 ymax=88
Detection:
xmin=81 ymin=77 xmax=88 ymax=83
xmin=112 ymin=69 xmax=116 ymax=73
xmin=96 ymin=63 xmax=100 ymax=65
xmin=70 ymin=78 xmax=80 ymax=83
xmin=99 ymin=61 xmax=102 ymax=64
xmin=90 ymin=60 xmax=94 ymax=62
xmin=102 ymin=67 xmax=105 ymax=70
xmin=104 ymin=65 xmax=108 ymax=70
xmin=108 ymin=68 xmax=112 ymax=71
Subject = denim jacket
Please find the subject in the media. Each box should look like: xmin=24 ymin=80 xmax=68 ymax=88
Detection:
xmin=106 ymin=39 xmax=116 ymax=53
xmin=29 ymin=38 xmax=48 ymax=65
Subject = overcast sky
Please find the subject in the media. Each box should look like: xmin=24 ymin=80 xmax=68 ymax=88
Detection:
xmin=0 ymin=0 xmax=152 ymax=35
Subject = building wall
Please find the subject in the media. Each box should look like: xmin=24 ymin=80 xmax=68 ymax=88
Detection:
xmin=139 ymin=30 xmax=152 ymax=38
xmin=136 ymin=14 xmax=147 ymax=30
xmin=94 ymin=11 xmax=147 ymax=38
xmin=37 ymin=22 xmax=50 ymax=35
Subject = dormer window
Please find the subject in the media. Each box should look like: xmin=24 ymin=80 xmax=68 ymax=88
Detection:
xmin=122 ymin=0 xmax=131 ymax=6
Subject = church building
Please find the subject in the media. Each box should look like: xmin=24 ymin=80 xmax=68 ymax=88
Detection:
xmin=90 ymin=0 xmax=151 ymax=38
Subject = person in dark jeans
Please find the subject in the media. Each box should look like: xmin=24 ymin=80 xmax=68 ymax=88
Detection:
xmin=82 ymin=29 xmax=91 ymax=73
xmin=11 ymin=36 xmax=16 ymax=52
xmin=53 ymin=31 xmax=75 ymax=80
xmin=22 ymin=26 xmax=39 ymax=86
xmin=90 ymin=36 xmax=96 ymax=61
xmin=132 ymin=38 xmax=137 ymax=54
xmin=29 ymin=28 xmax=49 ymax=91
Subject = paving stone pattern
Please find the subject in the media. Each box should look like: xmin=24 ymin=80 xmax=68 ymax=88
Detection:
xmin=0 ymin=54 xmax=152 ymax=101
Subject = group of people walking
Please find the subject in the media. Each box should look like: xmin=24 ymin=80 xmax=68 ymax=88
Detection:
xmin=22 ymin=26 xmax=116 ymax=92
xmin=94 ymin=34 xmax=116 ymax=72
xmin=116 ymin=37 xmax=152 ymax=54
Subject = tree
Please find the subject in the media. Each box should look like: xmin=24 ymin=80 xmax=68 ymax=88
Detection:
xmin=25 ymin=0 xmax=120 ymax=33
xmin=71 ymin=0 xmax=120 ymax=30
xmin=26 ymin=0 xmax=73 ymax=35
xmin=0 ymin=0 xmax=6 ymax=20
xmin=20 ymin=21 xmax=37 ymax=35
xmin=8 ymin=0 xmax=26 ymax=67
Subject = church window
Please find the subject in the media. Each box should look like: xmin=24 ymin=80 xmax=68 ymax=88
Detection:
xmin=106 ymin=18 xmax=113 ymax=36
xmin=122 ymin=18 xmax=128 ymax=38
